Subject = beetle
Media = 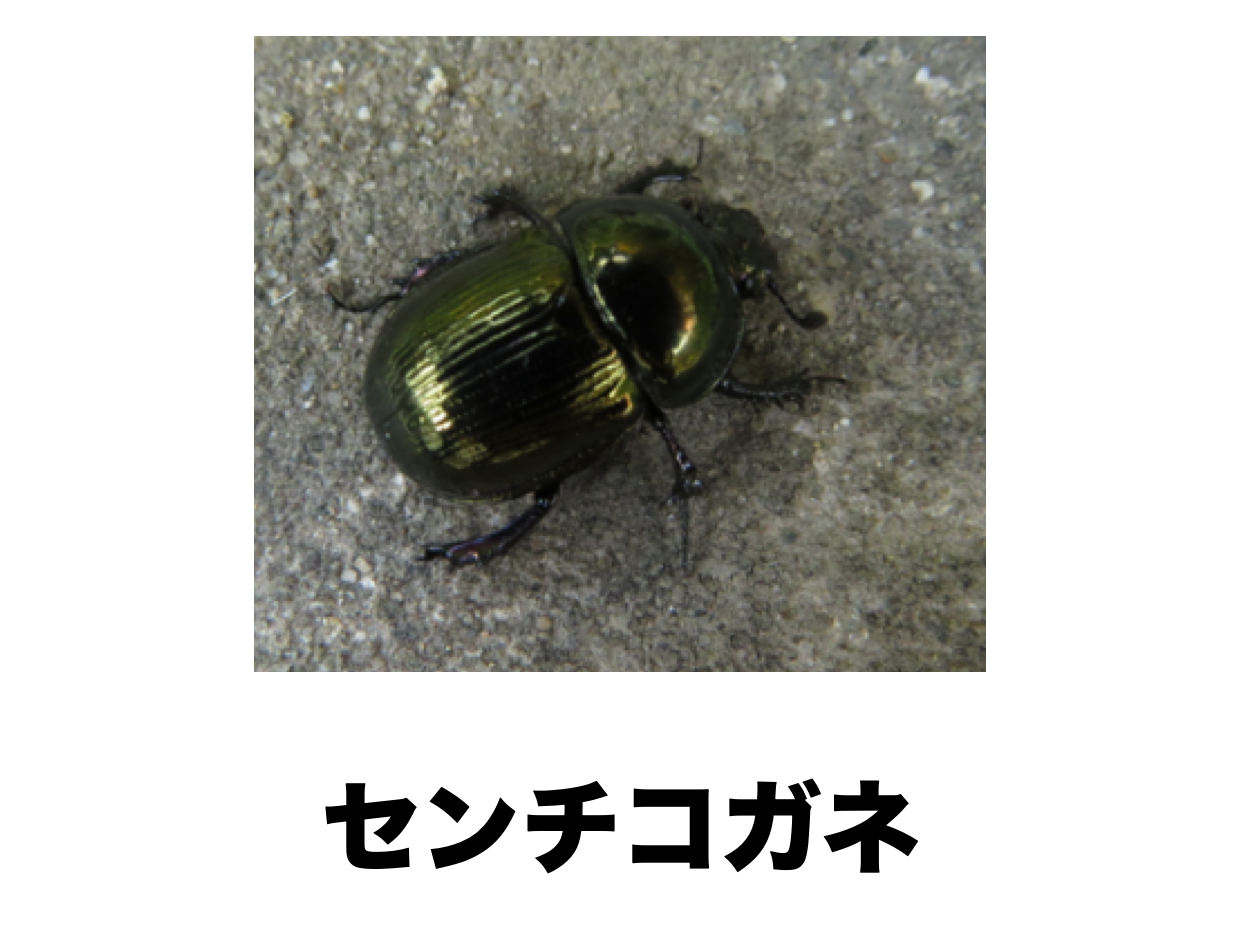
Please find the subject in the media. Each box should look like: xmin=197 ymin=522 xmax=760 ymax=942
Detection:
xmin=331 ymin=142 xmax=844 ymax=567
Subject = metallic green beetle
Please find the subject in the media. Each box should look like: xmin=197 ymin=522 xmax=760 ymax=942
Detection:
xmin=333 ymin=146 xmax=841 ymax=566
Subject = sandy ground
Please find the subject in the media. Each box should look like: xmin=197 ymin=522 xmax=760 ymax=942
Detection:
xmin=254 ymin=37 xmax=985 ymax=671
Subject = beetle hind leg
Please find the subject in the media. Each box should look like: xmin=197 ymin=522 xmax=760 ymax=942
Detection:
xmin=419 ymin=483 xmax=561 ymax=566
xmin=648 ymin=409 xmax=704 ymax=569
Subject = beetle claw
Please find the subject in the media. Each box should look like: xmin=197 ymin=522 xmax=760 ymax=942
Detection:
xmin=791 ymin=310 xmax=827 ymax=330
xmin=419 ymin=543 xmax=481 ymax=566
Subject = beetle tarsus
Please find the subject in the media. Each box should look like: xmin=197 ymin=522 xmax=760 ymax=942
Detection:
xmin=767 ymin=278 xmax=827 ymax=330
xmin=391 ymin=251 xmax=463 ymax=292
xmin=471 ymin=186 xmax=550 ymax=229
xmin=615 ymin=160 xmax=696 ymax=194
xmin=418 ymin=483 xmax=561 ymax=566
xmin=649 ymin=410 xmax=704 ymax=497
xmin=787 ymin=309 xmax=827 ymax=330
xmin=663 ymin=476 xmax=700 ymax=571
xmin=648 ymin=409 xmax=702 ymax=568
xmin=665 ymin=490 xmax=693 ymax=571
xmin=715 ymin=371 xmax=847 ymax=409
xmin=327 ymin=286 xmax=404 ymax=314
xmin=329 ymin=251 xmax=463 ymax=315
xmin=615 ymin=138 xmax=706 ymax=195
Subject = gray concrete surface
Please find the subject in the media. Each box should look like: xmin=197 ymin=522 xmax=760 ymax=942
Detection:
xmin=254 ymin=37 xmax=985 ymax=671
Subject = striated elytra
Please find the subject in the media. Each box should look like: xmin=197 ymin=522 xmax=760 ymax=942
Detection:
xmin=332 ymin=144 xmax=844 ymax=567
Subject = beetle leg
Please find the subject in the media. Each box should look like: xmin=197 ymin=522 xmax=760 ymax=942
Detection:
xmin=471 ymin=185 xmax=552 ymax=229
xmin=648 ymin=409 xmax=703 ymax=569
xmin=418 ymin=483 xmax=561 ymax=566
xmin=391 ymin=251 xmax=463 ymax=292
xmin=715 ymin=371 xmax=847 ymax=409
xmin=648 ymin=409 xmax=704 ymax=499
xmin=328 ymin=251 xmax=463 ymax=314
xmin=327 ymin=286 xmax=404 ymax=314
xmin=766 ymin=278 xmax=828 ymax=330
xmin=615 ymin=138 xmax=705 ymax=195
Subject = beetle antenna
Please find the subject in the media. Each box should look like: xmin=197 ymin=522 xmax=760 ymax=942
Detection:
xmin=767 ymin=278 xmax=827 ymax=330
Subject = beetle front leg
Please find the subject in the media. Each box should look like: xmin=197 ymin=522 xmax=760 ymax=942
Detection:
xmin=615 ymin=138 xmax=705 ymax=195
xmin=471 ymin=185 xmax=552 ymax=228
xmin=419 ymin=483 xmax=561 ymax=566
xmin=766 ymin=278 xmax=827 ymax=330
xmin=715 ymin=371 xmax=847 ymax=408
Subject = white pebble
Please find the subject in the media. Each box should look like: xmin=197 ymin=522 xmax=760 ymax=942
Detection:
xmin=915 ymin=66 xmax=951 ymax=96
xmin=357 ymin=106 xmax=370 ymax=121
xmin=426 ymin=65 xmax=449 ymax=96
xmin=911 ymin=180 xmax=936 ymax=201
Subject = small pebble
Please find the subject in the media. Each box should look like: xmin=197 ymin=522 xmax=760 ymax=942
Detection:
xmin=426 ymin=65 xmax=450 ymax=96
xmin=915 ymin=66 xmax=951 ymax=96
